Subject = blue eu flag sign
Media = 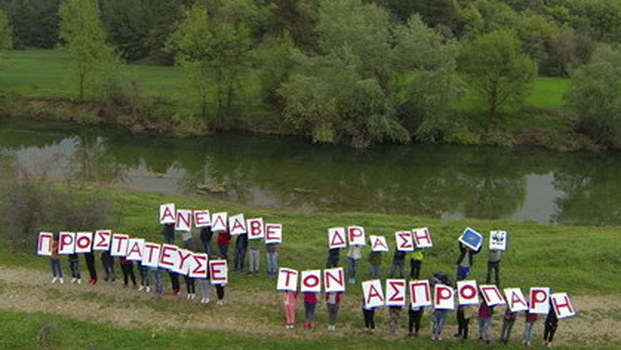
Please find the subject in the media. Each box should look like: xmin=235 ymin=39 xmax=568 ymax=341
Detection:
xmin=459 ymin=227 xmax=483 ymax=251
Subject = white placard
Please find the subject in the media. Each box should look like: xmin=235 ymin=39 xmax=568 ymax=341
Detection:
xmin=209 ymin=259 xmax=228 ymax=285
xmin=489 ymin=231 xmax=508 ymax=251
xmin=125 ymin=238 xmax=145 ymax=261
xmin=504 ymin=288 xmax=529 ymax=313
xmin=277 ymin=268 xmax=298 ymax=291
xmin=37 ymin=232 xmax=53 ymax=256
xmin=323 ymin=267 xmax=345 ymax=293
xmin=347 ymin=226 xmax=366 ymax=246
xmin=395 ymin=231 xmax=414 ymax=252
xmin=93 ymin=230 xmax=112 ymax=251
xmin=265 ymin=223 xmax=283 ymax=244
xmin=159 ymin=203 xmax=176 ymax=224
xmin=362 ymin=279 xmax=385 ymax=308
xmin=175 ymin=249 xmax=193 ymax=275
xmin=142 ymin=242 xmax=161 ymax=268
xmin=480 ymin=284 xmax=506 ymax=306
xmin=211 ymin=212 xmax=228 ymax=232
xmin=194 ymin=210 xmax=211 ymax=228
xmin=175 ymin=209 xmax=193 ymax=232
xmin=385 ymin=279 xmax=407 ymax=306
xmin=457 ymin=280 xmax=479 ymax=306
xmin=409 ymin=280 xmax=432 ymax=308
xmin=58 ymin=232 xmax=76 ymax=255
xmin=412 ymin=227 xmax=433 ymax=248
xmin=369 ymin=235 xmax=389 ymax=252
xmin=300 ymin=270 xmax=322 ymax=293
xmin=529 ymin=287 xmax=551 ymax=314
xmin=110 ymin=234 xmax=130 ymax=257
xmin=551 ymin=293 xmax=576 ymax=319
xmin=328 ymin=227 xmax=347 ymax=249
xmin=228 ymin=214 xmax=246 ymax=236
xmin=434 ymin=284 xmax=455 ymax=310
xmin=158 ymin=244 xmax=179 ymax=270
xmin=189 ymin=253 xmax=209 ymax=278
xmin=247 ymin=218 xmax=264 ymax=240
xmin=74 ymin=232 xmax=93 ymax=254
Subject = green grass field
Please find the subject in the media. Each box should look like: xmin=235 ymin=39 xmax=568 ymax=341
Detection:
xmin=0 ymin=185 xmax=619 ymax=348
xmin=0 ymin=49 xmax=570 ymax=111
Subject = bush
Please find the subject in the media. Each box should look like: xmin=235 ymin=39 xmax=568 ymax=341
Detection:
xmin=0 ymin=177 xmax=117 ymax=253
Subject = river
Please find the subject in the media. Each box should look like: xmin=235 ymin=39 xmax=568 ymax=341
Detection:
xmin=1 ymin=119 xmax=619 ymax=225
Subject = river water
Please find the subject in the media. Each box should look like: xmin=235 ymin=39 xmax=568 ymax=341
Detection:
xmin=1 ymin=119 xmax=619 ymax=225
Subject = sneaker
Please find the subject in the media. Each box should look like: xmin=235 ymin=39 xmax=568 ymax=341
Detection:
xmin=145 ymin=286 xmax=150 ymax=293
xmin=59 ymin=278 xmax=64 ymax=284
xmin=138 ymin=286 xmax=144 ymax=292
xmin=216 ymin=300 xmax=223 ymax=306
xmin=71 ymin=278 xmax=76 ymax=284
xmin=51 ymin=277 xmax=58 ymax=284
xmin=172 ymin=290 xmax=180 ymax=297
xmin=77 ymin=279 xmax=82 ymax=285
xmin=204 ymin=298 xmax=210 ymax=304
xmin=92 ymin=279 xmax=98 ymax=285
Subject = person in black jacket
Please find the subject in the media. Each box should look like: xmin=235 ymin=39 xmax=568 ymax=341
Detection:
xmin=456 ymin=242 xmax=481 ymax=281
xmin=543 ymin=303 xmax=559 ymax=347
xmin=200 ymin=226 xmax=214 ymax=254
xmin=162 ymin=223 xmax=175 ymax=244
xmin=84 ymin=251 xmax=97 ymax=285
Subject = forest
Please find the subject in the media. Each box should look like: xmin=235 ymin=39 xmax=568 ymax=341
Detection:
xmin=0 ymin=0 xmax=619 ymax=149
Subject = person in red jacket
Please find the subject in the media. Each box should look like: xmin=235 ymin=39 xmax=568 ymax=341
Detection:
xmin=217 ymin=230 xmax=231 ymax=261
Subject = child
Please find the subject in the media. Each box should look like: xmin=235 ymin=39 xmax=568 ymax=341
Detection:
xmin=184 ymin=274 xmax=196 ymax=300
xmin=198 ymin=273 xmax=210 ymax=304
xmin=388 ymin=305 xmax=402 ymax=335
xmin=150 ymin=266 xmax=163 ymax=295
xmin=326 ymin=291 xmax=342 ymax=331
xmin=325 ymin=247 xmax=341 ymax=268
xmin=408 ymin=304 xmax=424 ymax=337
xmin=478 ymin=300 xmax=494 ymax=344
xmin=303 ymin=292 xmax=318 ymax=329
xmin=522 ymin=310 xmax=539 ymax=347
xmin=283 ymin=290 xmax=297 ymax=329
xmin=543 ymin=304 xmax=559 ymax=348
xmin=119 ymin=256 xmax=137 ymax=287
xmin=101 ymin=249 xmax=116 ymax=283
xmin=486 ymin=248 xmax=502 ymax=286
xmin=500 ymin=308 xmax=517 ymax=344
xmin=455 ymin=304 xmax=475 ymax=340
xmin=200 ymin=226 xmax=214 ymax=254
xmin=266 ymin=242 xmax=278 ymax=278
xmin=217 ymin=230 xmax=231 ymax=261
xmin=346 ymin=245 xmax=361 ymax=284
xmin=432 ymin=307 xmax=448 ymax=341
xmin=233 ymin=233 xmax=248 ymax=271
xmin=362 ymin=297 xmax=376 ymax=334
xmin=49 ymin=235 xmax=64 ymax=284
xmin=410 ymin=247 xmax=423 ymax=279
xmin=168 ymin=270 xmax=180 ymax=296
xmin=367 ymin=250 xmax=382 ymax=279
xmin=138 ymin=264 xmax=151 ymax=292
xmin=388 ymin=249 xmax=406 ymax=278
xmin=162 ymin=223 xmax=175 ymax=244
xmin=215 ymin=283 xmax=226 ymax=305
xmin=247 ymin=237 xmax=261 ymax=275
xmin=84 ymin=251 xmax=98 ymax=285
xmin=68 ymin=253 xmax=82 ymax=284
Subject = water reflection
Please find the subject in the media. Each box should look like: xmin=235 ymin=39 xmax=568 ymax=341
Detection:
xmin=0 ymin=119 xmax=620 ymax=225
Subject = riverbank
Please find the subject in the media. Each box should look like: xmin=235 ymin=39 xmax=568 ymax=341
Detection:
xmin=0 ymin=49 xmax=602 ymax=152
xmin=0 ymin=185 xmax=619 ymax=348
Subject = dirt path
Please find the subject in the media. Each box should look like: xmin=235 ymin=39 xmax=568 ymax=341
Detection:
xmin=0 ymin=265 xmax=619 ymax=347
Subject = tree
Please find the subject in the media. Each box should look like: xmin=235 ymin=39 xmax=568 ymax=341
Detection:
xmin=170 ymin=0 xmax=255 ymax=125
xmin=460 ymin=30 xmax=537 ymax=115
xmin=279 ymin=0 xmax=409 ymax=147
xmin=257 ymin=32 xmax=295 ymax=109
xmin=392 ymin=14 xmax=465 ymax=142
xmin=58 ymin=0 xmax=116 ymax=99
xmin=0 ymin=10 xmax=12 ymax=57
xmin=565 ymin=45 xmax=621 ymax=148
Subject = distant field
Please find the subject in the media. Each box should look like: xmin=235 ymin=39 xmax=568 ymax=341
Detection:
xmin=0 ymin=49 xmax=570 ymax=112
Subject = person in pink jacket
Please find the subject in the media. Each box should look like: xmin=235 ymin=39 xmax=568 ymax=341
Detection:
xmin=283 ymin=291 xmax=298 ymax=329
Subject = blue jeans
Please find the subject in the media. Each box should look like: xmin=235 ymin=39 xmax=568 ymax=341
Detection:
xmin=368 ymin=264 xmax=379 ymax=279
xmin=479 ymin=317 xmax=491 ymax=341
xmin=50 ymin=259 xmax=62 ymax=277
xmin=432 ymin=310 xmax=447 ymax=335
xmin=218 ymin=244 xmax=229 ymax=260
xmin=151 ymin=268 xmax=163 ymax=294
xmin=347 ymin=257 xmax=359 ymax=280
xmin=457 ymin=266 xmax=470 ymax=281
xmin=267 ymin=252 xmax=278 ymax=276
xmin=202 ymin=240 xmax=212 ymax=254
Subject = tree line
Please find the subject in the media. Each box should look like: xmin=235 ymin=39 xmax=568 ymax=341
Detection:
xmin=0 ymin=0 xmax=620 ymax=148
